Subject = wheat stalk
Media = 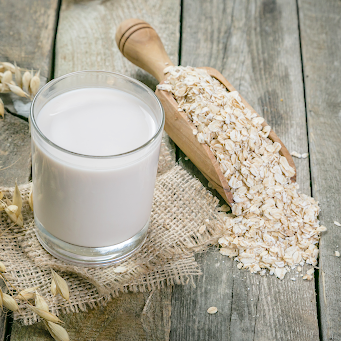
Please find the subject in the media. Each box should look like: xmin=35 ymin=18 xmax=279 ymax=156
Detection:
xmin=0 ymin=183 xmax=70 ymax=341
xmin=0 ymin=61 xmax=41 ymax=118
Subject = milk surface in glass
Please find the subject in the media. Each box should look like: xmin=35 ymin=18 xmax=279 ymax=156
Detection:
xmin=32 ymin=87 xmax=161 ymax=248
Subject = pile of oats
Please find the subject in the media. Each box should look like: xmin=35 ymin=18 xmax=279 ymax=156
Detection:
xmin=158 ymin=66 xmax=326 ymax=280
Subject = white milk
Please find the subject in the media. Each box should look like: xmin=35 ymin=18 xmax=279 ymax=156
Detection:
xmin=32 ymin=88 xmax=161 ymax=247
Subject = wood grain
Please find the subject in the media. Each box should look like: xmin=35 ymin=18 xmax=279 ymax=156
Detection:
xmin=0 ymin=1 xmax=59 ymax=339
xmin=0 ymin=0 xmax=59 ymax=117
xmin=142 ymin=287 xmax=173 ymax=341
xmin=171 ymin=0 xmax=319 ymax=340
xmin=55 ymin=0 xmax=180 ymax=88
xmin=11 ymin=1 xmax=179 ymax=340
xmin=0 ymin=0 xmax=59 ymax=78
xmin=115 ymin=19 xmax=174 ymax=83
xmin=0 ymin=0 xmax=59 ymax=184
xmin=12 ymin=292 xmax=147 ymax=341
xmin=0 ymin=113 xmax=31 ymax=186
xmin=298 ymin=0 xmax=341 ymax=339
xmin=11 ymin=288 xmax=173 ymax=341
xmin=170 ymin=248 xmax=234 ymax=340
xmin=11 ymin=291 xmax=155 ymax=341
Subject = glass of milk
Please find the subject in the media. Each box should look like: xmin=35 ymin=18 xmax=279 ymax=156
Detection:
xmin=30 ymin=71 xmax=164 ymax=266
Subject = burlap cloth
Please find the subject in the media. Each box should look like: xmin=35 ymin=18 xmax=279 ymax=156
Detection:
xmin=0 ymin=134 xmax=226 ymax=325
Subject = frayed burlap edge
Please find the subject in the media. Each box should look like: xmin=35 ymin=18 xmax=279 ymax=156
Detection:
xmin=1 ymin=154 xmax=227 ymax=325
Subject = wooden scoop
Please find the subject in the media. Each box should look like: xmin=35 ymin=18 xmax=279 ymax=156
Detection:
xmin=116 ymin=19 xmax=296 ymax=206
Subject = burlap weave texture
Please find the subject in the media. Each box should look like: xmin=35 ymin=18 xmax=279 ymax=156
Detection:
xmin=0 ymin=135 xmax=224 ymax=325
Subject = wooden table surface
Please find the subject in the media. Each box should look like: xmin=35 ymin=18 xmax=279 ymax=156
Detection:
xmin=1 ymin=0 xmax=340 ymax=340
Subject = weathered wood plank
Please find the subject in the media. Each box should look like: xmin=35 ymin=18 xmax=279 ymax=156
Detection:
xmin=0 ymin=0 xmax=59 ymax=118
xmin=12 ymin=292 xmax=146 ymax=341
xmin=0 ymin=0 xmax=59 ymax=184
xmin=54 ymin=0 xmax=179 ymax=87
xmin=0 ymin=1 xmax=59 ymax=339
xmin=10 ymin=0 xmax=179 ymax=340
xmin=298 ymin=0 xmax=341 ymax=339
xmin=0 ymin=114 xmax=31 ymax=186
xmin=142 ymin=287 xmax=173 ymax=341
xmin=171 ymin=248 xmax=234 ymax=340
xmin=0 ymin=0 xmax=59 ymax=79
xmin=0 ymin=314 xmax=6 ymax=341
xmin=12 ymin=288 xmax=173 ymax=341
xmin=171 ymin=0 xmax=319 ymax=340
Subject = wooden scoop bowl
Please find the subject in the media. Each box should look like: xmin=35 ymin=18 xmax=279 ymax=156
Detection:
xmin=116 ymin=19 xmax=296 ymax=207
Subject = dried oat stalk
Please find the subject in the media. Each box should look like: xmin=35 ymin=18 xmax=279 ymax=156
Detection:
xmin=45 ymin=321 xmax=70 ymax=341
xmin=0 ymin=61 xmax=41 ymax=115
xmin=17 ymin=287 xmax=38 ymax=301
xmin=1 ymin=182 xmax=24 ymax=226
xmin=51 ymin=269 xmax=70 ymax=301
xmin=0 ymin=182 xmax=70 ymax=340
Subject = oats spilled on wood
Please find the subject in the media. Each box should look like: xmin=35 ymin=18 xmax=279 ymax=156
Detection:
xmin=207 ymin=306 xmax=218 ymax=314
xmin=335 ymin=251 xmax=340 ymax=257
xmin=159 ymin=66 xmax=323 ymax=280
xmin=334 ymin=221 xmax=341 ymax=227
xmin=290 ymin=151 xmax=309 ymax=159
xmin=303 ymin=268 xmax=314 ymax=281
xmin=290 ymin=151 xmax=302 ymax=158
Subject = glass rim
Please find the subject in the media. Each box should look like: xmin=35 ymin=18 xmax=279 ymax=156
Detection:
xmin=30 ymin=70 xmax=165 ymax=159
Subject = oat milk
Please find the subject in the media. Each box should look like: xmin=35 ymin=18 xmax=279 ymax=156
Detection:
xmin=32 ymin=88 xmax=161 ymax=247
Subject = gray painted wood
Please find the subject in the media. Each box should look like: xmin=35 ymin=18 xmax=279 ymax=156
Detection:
xmin=0 ymin=0 xmax=59 ymax=79
xmin=298 ymin=0 xmax=341 ymax=339
xmin=0 ymin=312 xmax=6 ymax=341
xmin=0 ymin=0 xmax=59 ymax=185
xmin=171 ymin=0 xmax=319 ymax=340
xmin=171 ymin=248 xmax=234 ymax=340
xmin=11 ymin=291 xmax=150 ymax=341
xmin=0 ymin=0 xmax=59 ymax=118
xmin=12 ymin=287 xmax=173 ymax=340
xmin=0 ymin=113 xmax=31 ymax=186
xmin=142 ymin=287 xmax=173 ymax=341
xmin=0 ymin=1 xmax=59 ymax=339
xmin=54 ymin=0 xmax=180 ymax=87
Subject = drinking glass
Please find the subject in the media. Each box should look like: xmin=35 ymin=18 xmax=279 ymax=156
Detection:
xmin=30 ymin=71 xmax=164 ymax=266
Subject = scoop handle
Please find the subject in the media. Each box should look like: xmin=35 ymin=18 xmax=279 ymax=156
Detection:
xmin=115 ymin=19 xmax=174 ymax=83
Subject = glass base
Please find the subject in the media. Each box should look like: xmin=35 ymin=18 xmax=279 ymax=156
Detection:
xmin=34 ymin=218 xmax=149 ymax=267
